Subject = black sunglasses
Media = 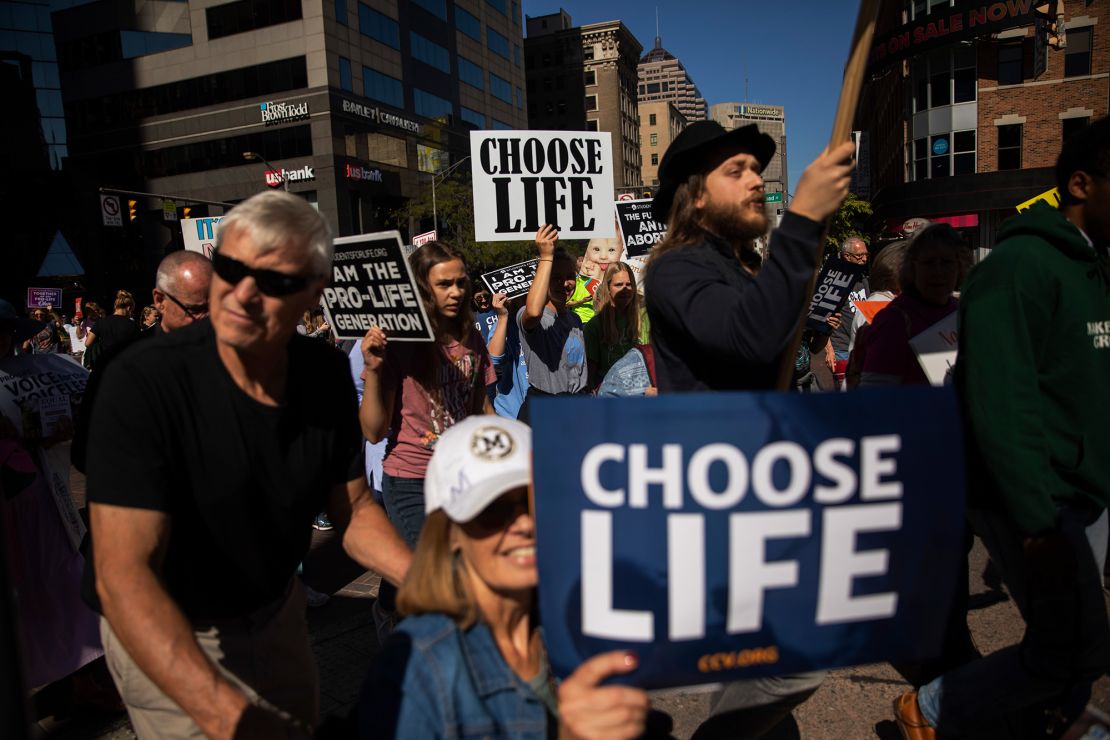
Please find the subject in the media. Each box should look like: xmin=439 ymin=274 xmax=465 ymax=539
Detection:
xmin=162 ymin=291 xmax=208 ymax=321
xmin=211 ymin=250 xmax=319 ymax=297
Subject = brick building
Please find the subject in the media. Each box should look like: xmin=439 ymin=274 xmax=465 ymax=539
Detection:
xmin=639 ymin=100 xmax=685 ymax=187
xmin=524 ymin=10 xmax=642 ymax=190
xmin=858 ymin=0 xmax=1106 ymax=251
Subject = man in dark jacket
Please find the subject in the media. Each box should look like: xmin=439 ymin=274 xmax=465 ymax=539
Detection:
xmin=894 ymin=120 xmax=1110 ymax=739
xmin=644 ymin=122 xmax=854 ymax=392
xmin=643 ymin=123 xmax=854 ymax=736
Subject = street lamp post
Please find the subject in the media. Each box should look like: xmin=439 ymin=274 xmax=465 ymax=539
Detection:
xmin=431 ymin=156 xmax=471 ymax=231
xmin=242 ymin=151 xmax=287 ymax=191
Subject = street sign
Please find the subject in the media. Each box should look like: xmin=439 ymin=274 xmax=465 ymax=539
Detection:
xmin=162 ymin=199 xmax=178 ymax=222
xmin=100 ymin=194 xmax=122 ymax=227
xmin=765 ymin=192 xmax=783 ymax=204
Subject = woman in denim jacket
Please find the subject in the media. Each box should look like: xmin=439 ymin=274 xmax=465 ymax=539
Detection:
xmin=359 ymin=416 xmax=648 ymax=739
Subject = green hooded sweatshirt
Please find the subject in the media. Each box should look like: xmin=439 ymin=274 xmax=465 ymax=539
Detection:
xmin=957 ymin=201 xmax=1110 ymax=534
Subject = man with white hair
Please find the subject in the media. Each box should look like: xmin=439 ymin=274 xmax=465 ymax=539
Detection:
xmin=85 ymin=191 xmax=411 ymax=738
xmin=152 ymin=250 xmax=213 ymax=332
xmin=828 ymin=236 xmax=870 ymax=370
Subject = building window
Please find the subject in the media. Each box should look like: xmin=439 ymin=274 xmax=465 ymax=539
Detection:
xmin=912 ymin=45 xmax=976 ymax=112
xmin=584 ymin=70 xmax=595 ymax=86
xmin=487 ymin=27 xmax=510 ymax=59
xmin=516 ymin=86 xmax=523 ymax=110
xmin=651 ymin=153 xmax=658 ymax=165
xmin=953 ymin=129 xmax=975 ymax=175
xmin=486 ymin=0 xmax=506 ymax=15
xmin=460 ymin=106 xmax=485 ymax=128
xmin=586 ymin=119 xmax=598 ymax=131
xmin=953 ymin=45 xmax=975 ymax=103
xmin=998 ymin=124 xmax=1022 ymax=171
xmin=367 ymin=132 xmax=407 ymax=167
xmin=514 ymin=44 xmax=521 ymax=66
xmin=650 ymin=133 xmax=657 ymax=146
xmin=335 ymin=0 xmax=346 ymax=25
xmin=456 ymin=7 xmax=480 ymax=41
xmin=585 ymin=95 xmax=597 ymax=111
xmin=458 ymin=56 xmax=484 ymax=90
xmin=414 ymin=88 xmax=453 ymax=119
xmin=410 ymin=0 xmax=446 ymax=20
xmin=930 ymin=134 xmax=951 ymax=177
xmin=492 ymin=118 xmax=513 ymax=130
xmin=490 ymin=73 xmax=512 ymax=103
xmin=339 ymin=56 xmax=352 ymax=91
xmin=206 ymin=0 xmax=302 ymax=41
xmin=359 ymin=4 xmax=400 ymax=49
xmin=1065 ymin=27 xmax=1092 ymax=78
xmin=997 ymin=42 xmax=1023 ymax=86
xmin=511 ymin=0 xmax=518 ymax=23
xmin=583 ymin=46 xmax=593 ymax=61
xmin=649 ymin=113 xmax=656 ymax=125
xmin=411 ymin=32 xmax=450 ymax=72
xmin=1063 ymin=116 xmax=1090 ymax=143
xmin=363 ymin=67 xmax=403 ymax=108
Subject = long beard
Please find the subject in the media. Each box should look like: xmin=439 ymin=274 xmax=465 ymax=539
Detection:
xmin=702 ymin=198 xmax=768 ymax=243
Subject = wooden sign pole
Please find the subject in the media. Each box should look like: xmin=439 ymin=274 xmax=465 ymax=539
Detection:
xmin=775 ymin=0 xmax=883 ymax=391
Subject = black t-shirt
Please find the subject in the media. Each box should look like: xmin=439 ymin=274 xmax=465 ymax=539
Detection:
xmin=85 ymin=319 xmax=362 ymax=620
xmin=91 ymin=314 xmax=140 ymax=355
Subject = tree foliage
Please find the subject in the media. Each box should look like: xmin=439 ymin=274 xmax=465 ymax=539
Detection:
xmin=391 ymin=177 xmax=584 ymax=276
xmin=823 ymin=193 xmax=874 ymax=258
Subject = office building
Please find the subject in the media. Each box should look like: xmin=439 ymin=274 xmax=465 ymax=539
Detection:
xmin=524 ymin=10 xmax=642 ymax=190
xmin=52 ymin=0 xmax=529 ymax=250
xmin=639 ymin=100 xmax=685 ymax=187
xmin=637 ymin=35 xmax=705 ymax=122
xmin=857 ymin=0 xmax=1104 ymax=250
xmin=710 ymin=102 xmax=788 ymax=217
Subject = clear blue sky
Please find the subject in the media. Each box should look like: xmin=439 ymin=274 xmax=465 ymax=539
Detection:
xmin=521 ymin=0 xmax=863 ymax=194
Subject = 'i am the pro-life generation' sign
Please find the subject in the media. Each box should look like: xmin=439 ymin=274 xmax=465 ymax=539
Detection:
xmin=321 ymin=231 xmax=434 ymax=342
xmin=481 ymin=259 xmax=539 ymax=300
xmin=531 ymin=388 xmax=965 ymax=691
xmin=614 ymin=198 xmax=667 ymax=258
xmin=470 ymin=131 xmax=617 ymax=242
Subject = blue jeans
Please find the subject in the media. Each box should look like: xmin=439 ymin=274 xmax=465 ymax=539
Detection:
xmin=380 ymin=473 xmax=426 ymax=548
xmin=377 ymin=474 xmax=426 ymax=620
xmin=918 ymin=503 xmax=1110 ymax=736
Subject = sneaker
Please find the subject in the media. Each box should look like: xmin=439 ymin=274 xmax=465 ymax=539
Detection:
xmin=893 ymin=690 xmax=937 ymax=740
xmin=303 ymin=583 xmax=330 ymax=608
xmin=312 ymin=513 xmax=333 ymax=531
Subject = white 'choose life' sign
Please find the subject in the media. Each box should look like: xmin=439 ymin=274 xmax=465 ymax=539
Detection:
xmin=470 ymin=130 xmax=616 ymax=242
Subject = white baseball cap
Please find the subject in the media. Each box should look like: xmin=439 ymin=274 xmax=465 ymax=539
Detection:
xmin=424 ymin=416 xmax=532 ymax=523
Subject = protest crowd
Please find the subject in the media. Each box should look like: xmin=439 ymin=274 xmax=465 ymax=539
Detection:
xmin=2 ymin=88 xmax=1110 ymax=740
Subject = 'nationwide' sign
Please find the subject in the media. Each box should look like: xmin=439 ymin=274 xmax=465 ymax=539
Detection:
xmin=260 ymin=99 xmax=310 ymax=125
xmin=265 ymin=165 xmax=315 ymax=188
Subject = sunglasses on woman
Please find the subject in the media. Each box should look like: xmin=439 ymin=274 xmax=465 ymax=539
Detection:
xmin=211 ymin=250 xmax=320 ymax=297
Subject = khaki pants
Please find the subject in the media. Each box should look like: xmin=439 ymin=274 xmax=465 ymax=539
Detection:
xmin=100 ymin=582 xmax=319 ymax=739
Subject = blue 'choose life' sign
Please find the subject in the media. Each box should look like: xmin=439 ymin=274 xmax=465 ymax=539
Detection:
xmin=531 ymin=387 xmax=965 ymax=690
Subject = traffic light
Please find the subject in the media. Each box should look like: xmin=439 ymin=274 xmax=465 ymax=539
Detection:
xmin=128 ymin=199 xmax=138 ymax=222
